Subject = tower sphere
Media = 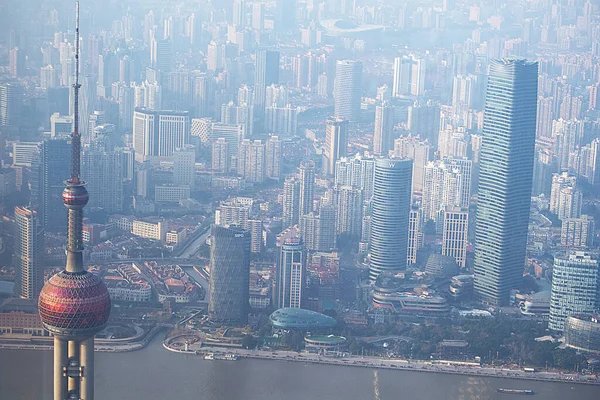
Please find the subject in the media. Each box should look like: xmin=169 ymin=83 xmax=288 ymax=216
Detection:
xmin=62 ymin=184 xmax=89 ymax=209
xmin=38 ymin=271 xmax=111 ymax=340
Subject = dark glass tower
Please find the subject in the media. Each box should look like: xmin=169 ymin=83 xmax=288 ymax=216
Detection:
xmin=473 ymin=59 xmax=538 ymax=306
xmin=208 ymin=224 xmax=251 ymax=323
xmin=368 ymin=158 xmax=413 ymax=282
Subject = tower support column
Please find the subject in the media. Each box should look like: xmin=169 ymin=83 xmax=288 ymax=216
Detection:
xmin=68 ymin=340 xmax=81 ymax=393
xmin=81 ymin=337 xmax=94 ymax=400
xmin=54 ymin=337 xmax=68 ymax=400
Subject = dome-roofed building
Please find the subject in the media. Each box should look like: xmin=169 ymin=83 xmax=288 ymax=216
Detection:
xmin=269 ymin=307 xmax=337 ymax=330
xmin=424 ymin=254 xmax=459 ymax=278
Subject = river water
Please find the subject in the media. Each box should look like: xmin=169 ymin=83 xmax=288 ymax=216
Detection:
xmin=1 ymin=336 xmax=598 ymax=400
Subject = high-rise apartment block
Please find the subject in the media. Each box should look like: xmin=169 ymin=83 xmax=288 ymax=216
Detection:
xmin=14 ymin=206 xmax=44 ymax=299
xmin=392 ymin=56 xmax=425 ymax=97
xmin=373 ymin=102 xmax=395 ymax=156
xmin=441 ymin=207 xmax=469 ymax=269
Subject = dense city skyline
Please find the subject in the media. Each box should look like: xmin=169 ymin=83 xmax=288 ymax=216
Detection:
xmin=1 ymin=0 xmax=600 ymax=398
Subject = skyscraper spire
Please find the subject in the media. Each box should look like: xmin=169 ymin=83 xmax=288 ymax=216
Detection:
xmin=38 ymin=2 xmax=111 ymax=399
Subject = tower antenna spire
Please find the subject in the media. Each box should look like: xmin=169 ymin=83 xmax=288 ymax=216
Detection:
xmin=71 ymin=0 xmax=81 ymax=182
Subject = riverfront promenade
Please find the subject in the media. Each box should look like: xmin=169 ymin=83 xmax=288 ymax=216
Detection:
xmin=163 ymin=340 xmax=600 ymax=387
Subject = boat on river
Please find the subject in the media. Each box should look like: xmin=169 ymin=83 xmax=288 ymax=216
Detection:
xmin=497 ymin=388 xmax=535 ymax=395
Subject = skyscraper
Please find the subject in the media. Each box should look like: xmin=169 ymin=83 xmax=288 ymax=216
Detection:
xmin=208 ymin=224 xmax=250 ymax=323
xmin=14 ymin=206 xmax=44 ymax=299
xmin=41 ymin=138 xmax=71 ymax=232
xmin=323 ymin=117 xmax=348 ymax=176
xmin=298 ymin=160 xmax=315 ymax=220
xmin=373 ymin=102 xmax=395 ymax=156
xmin=237 ymin=139 xmax=266 ymax=183
xmin=276 ymin=238 xmax=304 ymax=309
xmin=334 ymin=60 xmax=362 ymax=121
xmin=441 ymin=207 xmax=469 ymax=269
xmin=133 ymin=108 xmax=190 ymax=161
xmin=0 ymin=82 xmax=24 ymax=129
xmin=369 ymin=158 xmax=413 ymax=281
xmin=38 ymin=5 xmax=111 ymax=399
xmin=473 ymin=59 xmax=538 ymax=306
xmin=173 ymin=145 xmax=196 ymax=190
xmin=266 ymin=135 xmax=282 ymax=179
xmin=549 ymin=252 xmax=600 ymax=332
xmin=82 ymin=149 xmax=124 ymax=214
xmin=254 ymin=50 xmax=280 ymax=125
xmin=282 ymin=176 xmax=300 ymax=228
xmin=392 ymin=56 xmax=425 ymax=97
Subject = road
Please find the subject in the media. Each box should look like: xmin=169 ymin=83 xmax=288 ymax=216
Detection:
xmin=177 ymin=224 xmax=211 ymax=259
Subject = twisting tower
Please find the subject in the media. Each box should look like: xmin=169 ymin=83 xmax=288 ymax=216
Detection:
xmin=38 ymin=2 xmax=111 ymax=399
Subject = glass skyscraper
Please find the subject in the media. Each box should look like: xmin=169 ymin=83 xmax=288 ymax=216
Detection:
xmin=208 ymin=224 xmax=251 ymax=324
xmin=368 ymin=158 xmax=413 ymax=282
xmin=473 ymin=59 xmax=538 ymax=306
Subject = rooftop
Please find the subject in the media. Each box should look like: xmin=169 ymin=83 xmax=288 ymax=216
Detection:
xmin=269 ymin=308 xmax=337 ymax=330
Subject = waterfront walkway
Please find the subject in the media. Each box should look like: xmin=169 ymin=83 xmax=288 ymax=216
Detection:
xmin=168 ymin=343 xmax=600 ymax=387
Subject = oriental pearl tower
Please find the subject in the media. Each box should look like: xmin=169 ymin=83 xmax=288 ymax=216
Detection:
xmin=38 ymin=2 xmax=111 ymax=399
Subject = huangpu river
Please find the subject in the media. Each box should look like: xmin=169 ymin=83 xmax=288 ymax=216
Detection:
xmin=1 ymin=335 xmax=599 ymax=400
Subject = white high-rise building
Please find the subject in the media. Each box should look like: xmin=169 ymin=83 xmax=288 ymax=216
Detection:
xmin=334 ymin=60 xmax=362 ymax=121
xmin=173 ymin=145 xmax=195 ymax=190
xmin=441 ymin=207 xmax=469 ymax=268
xmin=266 ymin=136 xmax=282 ymax=179
xmin=298 ymin=160 xmax=315 ymax=221
xmin=549 ymin=252 xmax=600 ymax=332
xmin=282 ymin=176 xmax=300 ymax=228
xmin=373 ymin=102 xmax=395 ymax=156
xmin=133 ymin=108 xmax=190 ymax=162
xmin=392 ymin=55 xmax=425 ymax=97
xmin=237 ymin=139 xmax=266 ymax=183
xmin=407 ymin=208 xmax=422 ymax=266
xmin=248 ymin=219 xmax=263 ymax=253
xmin=323 ymin=117 xmax=348 ymax=176
xmin=334 ymin=154 xmax=375 ymax=200
xmin=212 ymin=138 xmax=230 ymax=173
xmin=561 ymin=215 xmax=595 ymax=248
xmin=14 ymin=206 xmax=44 ymax=299
xmin=335 ymin=186 xmax=363 ymax=237
xmin=276 ymin=238 xmax=304 ymax=309
xmin=394 ymin=135 xmax=431 ymax=193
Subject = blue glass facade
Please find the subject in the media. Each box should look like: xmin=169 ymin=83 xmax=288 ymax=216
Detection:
xmin=474 ymin=59 xmax=538 ymax=306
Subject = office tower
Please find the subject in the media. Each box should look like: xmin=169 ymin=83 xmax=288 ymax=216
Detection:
xmin=335 ymin=186 xmax=363 ymax=237
xmin=12 ymin=142 xmax=42 ymax=166
xmin=441 ymin=207 xmax=469 ymax=269
xmin=392 ymin=55 xmax=425 ymax=97
xmin=282 ymin=177 xmax=301 ymax=228
xmin=0 ymin=82 xmax=24 ymax=128
xmin=211 ymin=123 xmax=245 ymax=159
xmin=208 ymin=225 xmax=250 ymax=323
xmin=254 ymin=50 xmax=280 ymax=123
xmin=322 ymin=117 xmax=348 ymax=176
xmin=233 ymin=0 xmax=245 ymax=27
xmin=266 ymin=136 xmax=282 ymax=179
xmin=407 ymin=208 xmax=421 ymax=266
xmin=14 ymin=206 xmax=44 ymax=299
xmin=549 ymin=252 xmax=600 ymax=332
xmin=82 ymin=150 xmax=123 ymax=213
xmin=237 ymin=139 xmax=266 ymax=183
xmin=561 ymin=216 xmax=595 ymax=248
xmin=298 ymin=160 xmax=315 ymax=220
xmin=150 ymin=37 xmax=173 ymax=74
xmin=133 ymin=108 xmax=190 ymax=161
xmin=9 ymin=47 xmax=24 ymax=77
xmin=173 ymin=145 xmax=195 ymax=190
xmin=248 ymin=219 xmax=263 ymax=253
xmin=212 ymin=138 xmax=230 ymax=173
xmin=393 ymin=135 xmax=431 ymax=194
xmin=373 ymin=102 xmax=395 ymax=156
xmin=473 ymin=59 xmax=538 ymax=306
xmin=334 ymin=154 xmax=375 ymax=200
xmin=42 ymin=139 xmax=71 ymax=231
xmin=38 ymin=5 xmax=111 ymax=399
xmin=369 ymin=158 xmax=413 ymax=281
xmin=334 ymin=60 xmax=362 ymax=121
xmin=276 ymin=238 xmax=304 ymax=309
xmin=407 ymin=101 xmax=440 ymax=148
xmin=252 ymin=3 xmax=264 ymax=30
xmin=276 ymin=0 xmax=296 ymax=30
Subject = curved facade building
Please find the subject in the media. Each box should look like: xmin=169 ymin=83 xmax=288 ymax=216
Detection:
xmin=368 ymin=158 xmax=413 ymax=281
xmin=269 ymin=307 xmax=337 ymax=330
xmin=208 ymin=225 xmax=251 ymax=324
xmin=473 ymin=59 xmax=538 ymax=306
xmin=564 ymin=316 xmax=600 ymax=355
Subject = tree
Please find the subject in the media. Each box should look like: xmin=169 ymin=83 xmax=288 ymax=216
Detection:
xmin=241 ymin=334 xmax=257 ymax=349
